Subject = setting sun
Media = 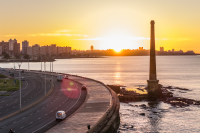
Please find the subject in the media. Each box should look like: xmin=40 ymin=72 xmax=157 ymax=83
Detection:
xmin=99 ymin=33 xmax=139 ymax=51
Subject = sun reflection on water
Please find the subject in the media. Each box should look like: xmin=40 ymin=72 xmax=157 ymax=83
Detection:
xmin=114 ymin=72 xmax=121 ymax=84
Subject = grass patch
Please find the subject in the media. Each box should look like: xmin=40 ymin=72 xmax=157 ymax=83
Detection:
xmin=0 ymin=94 xmax=10 ymax=96
xmin=0 ymin=79 xmax=20 ymax=91
xmin=0 ymin=73 xmax=7 ymax=78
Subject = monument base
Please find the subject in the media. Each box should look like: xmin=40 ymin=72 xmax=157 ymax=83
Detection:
xmin=147 ymin=80 xmax=161 ymax=98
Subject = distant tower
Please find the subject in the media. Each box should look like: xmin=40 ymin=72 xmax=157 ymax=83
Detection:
xmin=147 ymin=20 xmax=160 ymax=97
xmin=91 ymin=45 xmax=94 ymax=51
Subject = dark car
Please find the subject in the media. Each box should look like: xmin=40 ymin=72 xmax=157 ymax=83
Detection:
xmin=64 ymin=75 xmax=68 ymax=79
xmin=21 ymin=77 xmax=25 ymax=81
xmin=10 ymin=73 xmax=14 ymax=77
xmin=81 ymin=85 xmax=87 ymax=90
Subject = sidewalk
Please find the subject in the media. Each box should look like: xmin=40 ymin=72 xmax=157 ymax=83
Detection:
xmin=46 ymin=75 xmax=111 ymax=133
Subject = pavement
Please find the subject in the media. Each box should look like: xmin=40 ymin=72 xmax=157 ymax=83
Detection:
xmin=46 ymin=75 xmax=112 ymax=133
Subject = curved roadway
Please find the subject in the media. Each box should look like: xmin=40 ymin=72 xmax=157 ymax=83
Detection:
xmin=0 ymin=70 xmax=86 ymax=133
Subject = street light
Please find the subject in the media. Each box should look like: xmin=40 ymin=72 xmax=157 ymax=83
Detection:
xmin=41 ymin=57 xmax=43 ymax=76
xmin=44 ymin=61 xmax=46 ymax=95
xmin=52 ymin=59 xmax=53 ymax=81
xmin=14 ymin=62 xmax=16 ymax=71
xmin=27 ymin=59 xmax=29 ymax=71
xmin=49 ymin=58 xmax=51 ymax=75
xmin=17 ymin=62 xmax=22 ymax=110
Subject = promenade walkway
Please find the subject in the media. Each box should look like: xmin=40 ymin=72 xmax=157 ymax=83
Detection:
xmin=46 ymin=75 xmax=112 ymax=133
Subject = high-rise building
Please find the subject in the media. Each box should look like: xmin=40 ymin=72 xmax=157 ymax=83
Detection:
xmin=27 ymin=46 xmax=33 ymax=56
xmin=160 ymin=47 xmax=164 ymax=52
xmin=32 ymin=44 xmax=40 ymax=56
xmin=0 ymin=41 xmax=9 ymax=54
xmin=51 ymin=44 xmax=57 ymax=55
xmin=172 ymin=49 xmax=174 ymax=52
xmin=13 ymin=42 xmax=20 ymax=55
xmin=0 ymin=46 xmax=2 ymax=55
xmin=57 ymin=46 xmax=63 ymax=54
xmin=40 ymin=46 xmax=47 ymax=55
xmin=67 ymin=47 xmax=71 ymax=53
xmin=47 ymin=45 xmax=53 ymax=55
xmin=22 ymin=40 xmax=29 ymax=54
xmin=9 ymin=39 xmax=17 ymax=51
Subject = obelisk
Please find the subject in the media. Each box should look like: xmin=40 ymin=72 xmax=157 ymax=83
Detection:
xmin=147 ymin=20 xmax=159 ymax=97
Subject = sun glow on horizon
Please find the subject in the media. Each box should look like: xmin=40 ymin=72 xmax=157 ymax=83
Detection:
xmin=99 ymin=33 xmax=139 ymax=51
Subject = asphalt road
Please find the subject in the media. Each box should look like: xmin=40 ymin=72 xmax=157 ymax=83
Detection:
xmin=0 ymin=70 xmax=51 ymax=118
xmin=0 ymin=71 xmax=86 ymax=133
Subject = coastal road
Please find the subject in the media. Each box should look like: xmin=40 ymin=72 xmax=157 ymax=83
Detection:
xmin=0 ymin=72 xmax=86 ymax=133
xmin=0 ymin=70 xmax=51 ymax=119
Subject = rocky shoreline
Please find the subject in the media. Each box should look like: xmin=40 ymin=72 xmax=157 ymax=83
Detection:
xmin=108 ymin=84 xmax=200 ymax=108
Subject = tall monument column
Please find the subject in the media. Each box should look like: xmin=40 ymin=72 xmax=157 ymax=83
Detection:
xmin=147 ymin=20 xmax=160 ymax=97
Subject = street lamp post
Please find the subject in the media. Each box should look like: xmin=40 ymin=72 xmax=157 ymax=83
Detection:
xmin=44 ymin=61 xmax=46 ymax=95
xmin=28 ymin=59 xmax=29 ymax=71
xmin=52 ymin=60 xmax=53 ymax=81
xmin=49 ymin=60 xmax=51 ymax=75
xmin=17 ymin=62 xmax=22 ymax=110
xmin=41 ymin=57 xmax=42 ymax=76
xmin=13 ymin=62 xmax=15 ymax=70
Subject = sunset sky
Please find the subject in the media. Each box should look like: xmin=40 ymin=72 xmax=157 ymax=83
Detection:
xmin=0 ymin=0 xmax=200 ymax=53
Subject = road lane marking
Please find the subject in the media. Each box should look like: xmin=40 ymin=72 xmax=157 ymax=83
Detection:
xmin=32 ymin=120 xmax=54 ymax=133
xmin=22 ymin=81 xmax=29 ymax=90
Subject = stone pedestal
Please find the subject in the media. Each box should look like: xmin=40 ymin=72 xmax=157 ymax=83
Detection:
xmin=147 ymin=80 xmax=160 ymax=97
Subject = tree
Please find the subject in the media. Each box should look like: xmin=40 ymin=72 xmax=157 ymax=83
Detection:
xmin=3 ymin=53 xmax=10 ymax=59
xmin=2 ymin=52 xmax=7 ymax=55
xmin=14 ymin=54 xmax=20 ymax=59
xmin=23 ymin=54 xmax=30 ymax=59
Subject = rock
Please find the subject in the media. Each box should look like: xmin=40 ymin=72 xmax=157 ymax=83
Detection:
xmin=139 ymin=113 xmax=145 ymax=116
xmin=140 ymin=104 xmax=146 ymax=107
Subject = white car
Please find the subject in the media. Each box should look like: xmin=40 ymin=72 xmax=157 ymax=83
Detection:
xmin=56 ymin=111 xmax=66 ymax=121
xmin=64 ymin=75 xmax=68 ymax=79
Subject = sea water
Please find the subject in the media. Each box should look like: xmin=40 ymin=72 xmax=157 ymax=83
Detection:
xmin=1 ymin=56 xmax=200 ymax=132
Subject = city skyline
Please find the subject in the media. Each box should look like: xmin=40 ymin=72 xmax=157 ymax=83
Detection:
xmin=1 ymin=0 xmax=200 ymax=53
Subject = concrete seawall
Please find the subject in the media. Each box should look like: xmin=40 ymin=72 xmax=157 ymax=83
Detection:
xmin=46 ymin=72 xmax=120 ymax=133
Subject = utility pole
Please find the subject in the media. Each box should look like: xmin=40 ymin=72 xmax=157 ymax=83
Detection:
xmin=13 ymin=62 xmax=15 ymax=70
xmin=44 ymin=61 xmax=46 ymax=95
xmin=17 ymin=62 xmax=22 ymax=110
xmin=41 ymin=57 xmax=42 ymax=76
xmin=52 ymin=61 xmax=53 ymax=81
xmin=28 ymin=59 xmax=29 ymax=71
xmin=50 ymin=61 xmax=51 ymax=75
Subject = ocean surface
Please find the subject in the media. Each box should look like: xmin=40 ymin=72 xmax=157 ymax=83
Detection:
xmin=1 ymin=56 xmax=200 ymax=132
